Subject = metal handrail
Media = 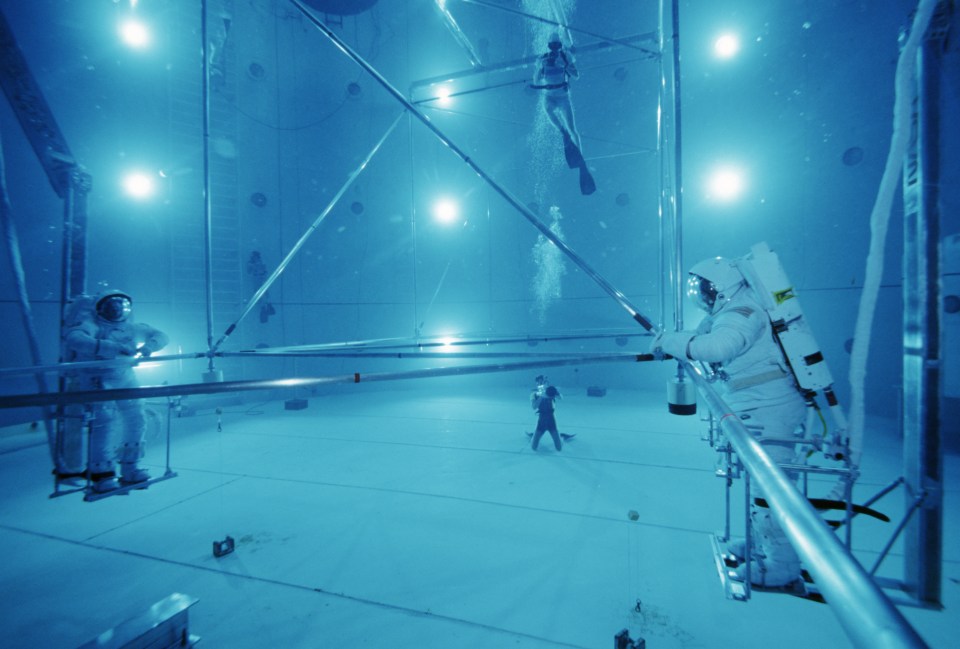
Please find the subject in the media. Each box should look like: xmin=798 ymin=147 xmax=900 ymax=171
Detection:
xmin=684 ymin=363 xmax=929 ymax=648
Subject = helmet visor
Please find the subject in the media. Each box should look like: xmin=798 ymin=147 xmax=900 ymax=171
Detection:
xmin=97 ymin=295 xmax=132 ymax=322
xmin=687 ymin=274 xmax=717 ymax=312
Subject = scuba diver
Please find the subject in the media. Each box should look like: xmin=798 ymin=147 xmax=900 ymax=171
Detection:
xmin=531 ymin=383 xmax=564 ymax=452
xmin=530 ymin=32 xmax=596 ymax=196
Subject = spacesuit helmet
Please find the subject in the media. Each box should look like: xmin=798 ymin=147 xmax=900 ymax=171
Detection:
xmin=548 ymin=32 xmax=562 ymax=50
xmin=95 ymin=290 xmax=133 ymax=323
xmin=687 ymin=257 xmax=744 ymax=313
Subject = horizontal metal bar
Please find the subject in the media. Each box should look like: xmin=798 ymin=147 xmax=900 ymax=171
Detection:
xmin=224 ymin=351 xmax=645 ymax=360
xmin=0 ymin=331 xmax=652 ymax=379
xmin=231 ymin=330 xmax=650 ymax=354
xmin=458 ymin=0 xmax=658 ymax=54
xmin=777 ymin=463 xmax=855 ymax=477
xmin=410 ymin=32 xmax=658 ymax=93
xmin=0 ymin=354 xmax=655 ymax=410
xmin=0 ymin=353 xmax=205 ymax=378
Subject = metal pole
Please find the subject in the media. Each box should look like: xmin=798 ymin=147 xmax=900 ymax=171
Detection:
xmin=743 ymin=470 xmax=752 ymax=599
xmin=458 ymin=0 xmax=658 ymax=55
xmin=0 ymin=354 xmax=656 ymax=410
xmin=0 ymin=331 xmax=649 ymax=378
xmin=432 ymin=0 xmax=482 ymax=67
xmin=900 ymin=0 xmax=948 ymax=605
xmin=409 ymin=34 xmax=656 ymax=101
xmin=201 ymin=0 xmax=215 ymax=368
xmin=685 ymin=364 xmax=929 ymax=648
xmin=669 ymin=0 xmax=684 ymax=333
xmin=210 ymin=112 xmax=405 ymax=352
xmin=407 ymin=113 xmax=421 ymax=338
xmin=656 ymin=0 xmax=666 ymax=329
xmin=289 ymin=0 xmax=656 ymax=332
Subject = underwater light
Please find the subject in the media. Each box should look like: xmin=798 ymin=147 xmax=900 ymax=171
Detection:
xmin=436 ymin=86 xmax=453 ymax=106
xmin=707 ymin=166 xmax=745 ymax=201
xmin=713 ymin=33 xmax=740 ymax=59
xmin=119 ymin=19 xmax=151 ymax=49
xmin=123 ymin=171 xmax=156 ymax=200
xmin=432 ymin=197 xmax=460 ymax=224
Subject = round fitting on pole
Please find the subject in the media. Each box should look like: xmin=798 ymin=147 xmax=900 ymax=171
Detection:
xmin=667 ymin=377 xmax=696 ymax=415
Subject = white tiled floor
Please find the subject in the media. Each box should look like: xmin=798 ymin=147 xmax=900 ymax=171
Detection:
xmin=0 ymin=381 xmax=956 ymax=648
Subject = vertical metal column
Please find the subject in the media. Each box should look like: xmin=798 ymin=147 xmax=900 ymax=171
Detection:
xmin=656 ymin=0 xmax=666 ymax=329
xmin=668 ymin=0 xmax=684 ymax=333
xmin=201 ymin=0 xmax=216 ymax=367
xmin=900 ymin=1 xmax=950 ymax=607
xmin=657 ymin=0 xmax=684 ymax=332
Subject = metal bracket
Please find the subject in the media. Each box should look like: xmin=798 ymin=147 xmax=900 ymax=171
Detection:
xmin=82 ymin=470 xmax=178 ymax=503
xmin=213 ymin=535 xmax=235 ymax=558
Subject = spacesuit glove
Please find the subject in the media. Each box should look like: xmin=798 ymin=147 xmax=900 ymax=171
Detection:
xmin=100 ymin=340 xmax=137 ymax=358
xmin=649 ymin=330 xmax=694 ymax=360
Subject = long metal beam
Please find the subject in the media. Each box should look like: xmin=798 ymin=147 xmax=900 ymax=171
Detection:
xmin=433 ymin=0 xmax=483 ymax=68
xmin=0 ymin=353 xmax=654 ymax=410
xmin=210 ymin=112 xmax=404 ymax=353
xmin=409 ymin=32 xmax=657 ymax=100
xmin=0 ymin=7 xmax=92 ymax=298
xmin=900 ymin=0 xmax=951 ymax=606
xmin=0 ymin=331 xmax=651 ymax=378
xmin=201 ymin=0 xmax=216 ymax=363
xmin=0 ymin=8 xmax=76 ymax=198
xmin=684 ymin=363 xmax=929 ymax=648
xmin=457 ymin=0 xmax=658 ymax=55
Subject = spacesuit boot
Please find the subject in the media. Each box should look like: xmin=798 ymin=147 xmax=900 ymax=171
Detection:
xmin=733 ymin=505 xmax=802 ymax=587
xmin=116 ymin=400 xmax=150 ymax=486
xmin=119 ymin=440 xmax=149 ymax=486
xmin=90 ymin=473 xmax=120 ymax=493
xmin=725 ymin=538 xmax=746 ymax=562
xmin=87 ymin=410 xmax=119 ymax=492
xmin=120 ymin=463 xmax=150 ymax=485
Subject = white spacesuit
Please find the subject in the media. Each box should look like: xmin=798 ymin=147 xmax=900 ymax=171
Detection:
xmin=62 ymin=290 xmax=169 ymax=493
xmin=651 ymin=257 xmax=806 ymax=587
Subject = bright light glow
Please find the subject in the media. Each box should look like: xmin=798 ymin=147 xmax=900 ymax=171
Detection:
xmin=120 ymin=19 xmax=151 ymax=49
xmin=133 ymin=354 xmax=164 ymax=370
xmin=713 ymin=33 xmax=740 ymax=59
xmin=707 ymin=166 xmax=746 ymax=201
xmin=123 ymin=171 xmax=156 ymax=199
xmin=438 ymin=337 xmax=457 ymax=349
xmin=432 ymin=197 xmax=459 ymax=224
xmin=436 ymin=86 xmax=453 ymax=106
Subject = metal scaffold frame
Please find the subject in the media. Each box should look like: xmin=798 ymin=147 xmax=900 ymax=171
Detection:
xmin=0 ymin=1 xmax=947 ymax=646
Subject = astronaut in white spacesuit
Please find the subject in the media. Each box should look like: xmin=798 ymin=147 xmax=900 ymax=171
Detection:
xmin=650 ymin=257 xmax=806 ymax=587
xmin=62 ymin=290 xmax=169 ymax=493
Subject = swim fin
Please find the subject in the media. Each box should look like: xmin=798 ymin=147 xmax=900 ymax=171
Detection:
xmin=578 ymin=164 xmax=596 ymax=195
xmin=562 ymin=133 xmax=583 ymax=168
